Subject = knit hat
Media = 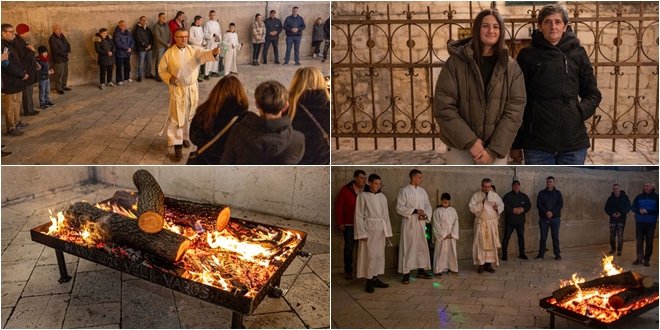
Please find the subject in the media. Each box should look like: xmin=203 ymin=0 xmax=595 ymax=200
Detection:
xmin=16 ymin=24 xmax=30 ymax=35
xmin=37 ymin=46 xmax=48 ymax=54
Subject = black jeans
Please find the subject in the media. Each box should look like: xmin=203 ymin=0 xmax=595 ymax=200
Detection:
xmin=539 ymin=217 xmax=561 ymax=257
xmin=22 ymin=86 xmax=36 ymax=115
xmin=322 ymin=40 xmax=330 ymax=60
xmin=502 ymin=223 xmax=525 ymax=256
xmin=253 ymin=43 xmax=263 ymax=61
xmin=262 ymin=39 xmax=279 ymax=63
xmin=343 ymin=226 xmax=355 ymax=274
xmin=99 ymin=65 xmax=113 ymax=84
xmin=609 ymin=222 xmax=626 ymax=252
xmin=635 ymin=222 xmax=656 ymax=262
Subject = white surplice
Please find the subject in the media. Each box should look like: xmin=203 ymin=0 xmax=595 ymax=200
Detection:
xmin=432 ymin=206 xmax=459 ymax=274
xmin=469 ymin=190 xmax=504 ymax=266
xmin=354 ymin=190 xmax=392 ymax=279
xmin=396 ymin=184 xmax=432 ymax=274
xmin=189 ymin=25 xmax=205 ymax=48
xmin=223 ymin=31 xmax=239 ymax=73
xmin=203 ymin=20 xmax=222 ymax=75
xmin=158 ymin=45 xmax=217 ymax=145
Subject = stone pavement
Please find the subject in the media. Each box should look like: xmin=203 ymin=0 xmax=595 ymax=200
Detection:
xmin=331 ymin=138 xmax=659 ymax=165
xmin=1 ymin=56 xmax=330 ymax=165
xmin=1 ymin=183 xmax=330 ymax=329
xmin=331 ymin=239 xmax=659 ymax=329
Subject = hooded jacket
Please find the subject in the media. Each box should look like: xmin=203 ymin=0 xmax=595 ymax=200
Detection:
xmin=604 ymin=190 xmax=631 ymax=224
xmin=93 ymin=33 xmax=115 ymax=66
xmin=631 ymin=189 xmax=658 ymax=224
xmin=220 ymin=112 xmax=305 ymax=165
xmin=433 ymin=38 xmax=527 ymax=159
xmin=512 ymin=26 xmax=602 ymax=154
xmin=48 ymin=32 xmax=71 ymax=63
xmin=133 ymin=23 xmax=154 ymax=52
xmin=113 ymin=25 xmax=135 ymax=58
xmin=292 ymin=89 xmax=330 ymax=165
xmin=12 ymin=34 xmax=38 ymax=85
xmin=1 ymin=38 xmax=27 ymax=94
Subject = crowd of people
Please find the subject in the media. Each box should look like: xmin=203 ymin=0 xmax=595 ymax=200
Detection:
xmin=337 ymin=169 xmax=658 ymax=292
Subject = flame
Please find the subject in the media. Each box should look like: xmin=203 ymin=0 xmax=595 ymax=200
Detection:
xmin=47 ymin=209 xmax=66 ymax=235
xmin=601 ymin=255 xmax=623 ymax=277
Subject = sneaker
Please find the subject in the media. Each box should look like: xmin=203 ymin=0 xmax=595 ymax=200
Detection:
xmin=313 ymin=54 xmax=317 ymax=58
xmin=484 ymin=265 xmax=495 ymax=273
xmin=435 ymin=273 xmax=443 ymax=277
xmin=343 ymin=273 xmax=353 ymax=280
xmin=262 ymin=61 xmax=267 ymax=65
xmin=617 ymin=251 xmax=622 ymax=256
xmin=365 ymin=280 xmax=374 ymax=293
xmin=57 ymin=90 xmax=65 ymax=94
xmin=47 ymin=101 xmax=55 ymax=106
xmin=6 ymin=128 xmax=24 ymax=136
xmin=321 ymin=59 xmax=326 ymax=63
xmin=282 ymin=62 xmax=288 ymax=66
xmin=373 ymin=278 xmax=389 ymax=288
xmin=127 ymin=79 xmax=134 ymax=83
xmin=137 ymin=77 xmax=142 ymax=82
xmin=417 ymin=271 xmax=433 ymax=279
xmin=447 ymin=270 xmax=459 ymax=276
xmin=501 ymin=255 xmax=508 ymax=261
xmin=211 ymin=72 xmax=221 ymax=77
xmin=477 ymin=265 xmax=484 ymax=274
xmin=633 ymin=259 xmax=642 ymax=265
xmin=63 ymin=87 xmax=71 ymax=91
xmin=117 ymin=81 xmax=124 ymax=86
xmin=274 ymin=61 xmax=281 ymax=64
xmin=643 ymin=260 xmax=650 ymax=267
xmin=197 ymin=77 xmax=204 ymax=82
xmin=183 ymin=140 xmax=191 ymax=148
xmin=107 ymin=82 xmax=114 ymax=87
xmin=100 ymin=83 xmax=105 ymax=90
xmin=402 ymin=273 xmax=410 ymax=284
xmin=16 ymin=121 xmax=29 ymax=128
xmin=204 ymin=75 xmax=210 ymax=80
xmin=607 ymin=250 xmax=615 ymax=255
xmin=534 ymin=255 xmax=544 ymax=260
xmin=295 ymin=62 xmax=301 ymax=65
xmin=146 ymin=74 xmax=156 ymax=79
xmin=519 ymin=254 xmax=529 ymax=260
xmin=555 ymin=256 xmax=562 ymax=261
xmin=41 ymin=105 xmax=49 ymax=109
xmin=174 ymin=145 xmax=183 ymax=161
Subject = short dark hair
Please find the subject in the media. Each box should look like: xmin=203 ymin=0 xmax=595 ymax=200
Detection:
xmin=176 ymin=11 xmax=185 ymax=19
xmin=254 ymin=81 xmax=288 ymax=115
xmin=512 ymin=180 xmax=520 ymax=186
xmin=482 ymin=178 xmax=492 ymax=184
xmin=209 ymin=10 xmax=215 ymax=14
xmin=1 ymin=24 xmax=14 ymax=32
xmin=368 ymin=174 xmax=381 ymax=183
xmin=538 ymin=4 xmax=569 ymax=26
xmin=270 ymin=10 xmax=276 ymax=14
xmin=99 ymin=28 xmax=108 ymax=34
xmin=158 ymin=12 xmax=165 ymax=17
xmin=441 ymin=193 xmax=451 ymax=201
xmin=139 ymin=16 xmax=146 ymax=20
xmin=292 ymin=6 xmax=299 ymax=10
xmin=229 ymin=22 xmax=235 ymax=27
xmin=613 ymin=183 xmax=620 ymax=188
xmin=353 ymin=170 xmax=366 ymax=178
xmin=546 ymin=176 xmax=555 ymax=181
xmin=409 ymin=169 xmax=422 ymax=179
xmin=194 ymin=15 xmax=202 ymax=22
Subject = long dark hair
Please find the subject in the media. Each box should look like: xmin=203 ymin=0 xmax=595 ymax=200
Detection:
xmin=471 ymin=9 xmax=505 ymax=65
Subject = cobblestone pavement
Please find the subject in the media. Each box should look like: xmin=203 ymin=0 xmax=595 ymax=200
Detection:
xmin=332 ymin=239 xmax=659 ymax=329
xmin=1 ymin=56 xmax=329 ymax=165
xmin=1 ymin=183 xmax=330 ymax=329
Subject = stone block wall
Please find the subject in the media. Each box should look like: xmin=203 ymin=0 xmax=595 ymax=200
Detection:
xmin=1 ymin=1 xmax=330 ymax=87
xmin=1 ymin=166 xmax=90 ymax=202
xmin=331 ymin=166 xmax=659 ymax=269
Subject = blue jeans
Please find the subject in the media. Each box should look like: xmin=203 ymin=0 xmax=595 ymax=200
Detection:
xmin=155 ymin=48 xmax=166 ymax=79
xmin=116 ymin=57 xmax=131 ymax=83
xmin=38 ymin=80 xmax=51 ymax=106
xmin=524 ymin=148 xmax=588 ymax=165
xmin=635 ymin=222 xmax=656 ymax=262
xmin=538 ymin=217 xmax=561 ymax=257
xmin=138 ymin=50 xmax=152 ymax=78
xmin=284 ymin=35 xmax=301 ymax=64
xmin=263 ymin=39 xmax=279 ymax=63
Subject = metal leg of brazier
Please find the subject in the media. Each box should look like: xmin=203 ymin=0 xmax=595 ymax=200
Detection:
xmin=55 ymin=250 xmax=72 ymax=283
xmin=231 ymin=311 xmax=244 ymax=329
xmin=549 ymin=312 xmax=555 ymax=329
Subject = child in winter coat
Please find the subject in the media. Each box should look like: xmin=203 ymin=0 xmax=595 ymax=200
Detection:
xmin=35 ymin=46 xmax=54 ymax=109
xmin=432 ymin=193 xmax=460 ymax=276
xmin=94 ymin=28 xmax=116 ymax=90
xmin=311 ymin=18 xmax=324 ymax=57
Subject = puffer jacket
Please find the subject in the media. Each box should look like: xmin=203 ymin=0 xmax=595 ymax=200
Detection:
xmin=153 ymin=21 xmax=171 ymax=49
xmin=133 ymin=23 xmax=154 ymax=52
xmin=433 ymin=38 xmax=527 ymax=159
xmin=631 ymin=189 xmax=658 ymax=224
xmin=512 ymin=26 xmax=602 ymax=154
xmin=312 ymin=23 xmax=324 ymax=42
xmin=113 ymin=25 xmax=134 ymax=58
xmin=252 ymin=20 xmax=266 ymax=44
xmin=93 ymin=33 xmax=115 ymax=66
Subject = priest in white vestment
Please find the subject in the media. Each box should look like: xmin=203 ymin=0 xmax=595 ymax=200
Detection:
xmin=203 ymin=10 xmax=222 ymax=77
xmin=158 ymin=28 xmax=220 ymax=161
xmin=432 ymin=193 xmax=459 ymax=275
xmin=469 ymin=178 xmax=504 ymax=274
xmin=223 ymin=23 xmax=240 ymax=75
xmin=354 ymin=174 xmax=393 ymax=293
xmin=396 ymin=169 xmax=433 ymax=283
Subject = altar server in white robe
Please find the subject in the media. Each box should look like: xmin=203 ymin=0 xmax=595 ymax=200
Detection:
xmin=158 ymin=28 xmax=221 ymax=161
xmin=469 ymin=178 xmax=504 ymax=274
xmin=203 ymin=10 xmax=222 ymax=78
xmin=397 ymin=169 xmax=433 ymax=284
xmin=223 ymin=23 xmax=240 ymax=75
xmin=432 ymin=193 xmax=459 ymax=276
xmin=355 ymin=174 xmax=393 ymax=293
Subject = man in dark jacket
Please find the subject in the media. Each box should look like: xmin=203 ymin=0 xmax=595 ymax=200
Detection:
xmin=134 ymin=16 xmax=155 ymax=82
xmin=114 ymin=20 xmax=135 ymax=85
xmin=48 ymin=24 xmax=71 ymax=94
xmin=604 ymin=184 xmax=631 ymax=256
xmin=511 ymin=4 xmax=602 ymax=165
xmin=630 ymin=182 xmax=658 ymax=267
xmin=283 ymin=6 xmax=305 ymax=65
xmin=1 ymin=24 xmax=29 ymax=136
xmin=263 ymin=10 xmax=283 ymax=64
xmin=502 ymin=180 xmax=532 ymax=260
xmin=336 ymin=170 xmax=367 ymax=279
xmin=220 ymin=80 xmax=304 ymax=164
xmin=153 ymin=13 xmax=171 ymax=82
xmin=535 ymin=176 xmax=563 ymax=260
xmin=14 ymin=24 xmax=39 ymax=116
xmin=322 ymin=18 xmax=330 ymax=63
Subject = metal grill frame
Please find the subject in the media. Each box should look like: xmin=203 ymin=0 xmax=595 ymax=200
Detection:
xmin=539 ymin=295 xmax=659 ymax=328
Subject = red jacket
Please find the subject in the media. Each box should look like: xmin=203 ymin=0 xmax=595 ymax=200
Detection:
xmin=168 ymin=19 xmax=185 ymax=45
xmin=336 ymin=181 xmax=360 ymax=226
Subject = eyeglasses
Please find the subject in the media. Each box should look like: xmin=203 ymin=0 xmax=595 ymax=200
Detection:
xmin=174 ymin=36 xmax=189 ymax=39
xmin=3 ymin=30 xmax=15 ymax=34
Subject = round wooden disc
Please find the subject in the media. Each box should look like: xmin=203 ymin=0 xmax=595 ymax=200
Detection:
xmin=216 ymin=207 xmax=231 ymax=231
xmin=138 ymin=210 xmax=164 ymax=234
xmin=608 ymin=295 xmax=624 ymax=309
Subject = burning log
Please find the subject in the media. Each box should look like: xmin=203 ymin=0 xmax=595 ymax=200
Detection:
xmin=133 ymin=170 xmax=166 ymax=234
xmin=164 ymin=198 xmax=231 ymax=232
xmin=553 ymin=271 xmax=654 ymax=303
xmin=64 ymin=202 xmax=190 ymax=262
xmin=608 ymin=282 xmax=659 ymax=310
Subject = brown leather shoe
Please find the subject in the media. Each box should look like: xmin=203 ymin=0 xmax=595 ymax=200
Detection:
xmin=183 ymin=140 xmax=191 ymax=148
xmin=484 ymin=265 xmax=496 ymax=273
xmin=174 ymin=145 xmax=183 ymax=161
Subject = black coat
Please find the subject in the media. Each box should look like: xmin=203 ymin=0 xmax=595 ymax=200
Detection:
xmin=1 ymin=38 xmax=27 ymax=94
xmin=264 ymin=17 xmax=283 ymax=41
xmin=133 ymin=24 xmax=154 ymax=52
xmin=220 ymin=112 xmax=305 ymax=165
xmin=604 ymin=191 xmax=631 ymax=223
xmin=13 ymin=35 xmax=38 ymax=85
xmin=48 ymin=32 xmax=71 ymax=63
xmin=513 ymin=26 xmax=602 ymax=154
xmin=292 ymin=89 xmax=330 ymax=165
xmin=188 ymin=100 xmax=249 ymax=165
xmin=323 ymin=18 xmax=330 ymax=39
xmin=502 ymin=190 xmax=532 ymax=225
xmin=94 ymin=34 xmax=116 ymax=66
xmin=537 ymin=188 xmax=563 ymax=219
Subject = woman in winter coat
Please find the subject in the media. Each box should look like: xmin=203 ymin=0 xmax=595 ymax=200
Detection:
xmin=433 ymin=9 xmax=526 ymax=165
xmin=94 ymin=28 xmax=115 ymax=89
xmin=288 ymin=66 xmax=330 ymax=165
xmin=188 ymin=75 xmax=250 ymax=165
xmin=251 ymin=14 xmax=266 ymax=66
xmin=311 ymin=18 xmax=324 ymax=57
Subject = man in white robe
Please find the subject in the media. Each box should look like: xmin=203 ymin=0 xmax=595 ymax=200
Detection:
xmin=223 ymin=23 xmax=240 ymax=75
xmin=469 ymin=178 xmax=504 ymax=274
xmin=355 ymin=174 xmax=393 ymax=293
xmin=158 ymin=28 xmax=220 ymax=161
xmin=397 ymin=169 xmax=433 ymax=284
xmin=203 ymin=10 xmax=222 ymax=78
xmin=433 ymin=193 xmax=459 ymax=276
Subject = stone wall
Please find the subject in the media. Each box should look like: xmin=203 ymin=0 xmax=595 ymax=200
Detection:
xmin=1 ymin=166 xmax=91 ymax=202
xmin=2 ymin=1 xmax=330 ymax=86
xmin=331 ymin=166 xmax=659 ymax=269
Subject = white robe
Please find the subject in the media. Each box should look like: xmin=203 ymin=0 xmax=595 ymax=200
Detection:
xmin=189 ymin=25 xmax=205 ymax=49
xmin=469 ymin=190 xmax=504 ymax=266
xmin=396 ymin=184 xmax=432 ymax=274
xmin=432 ymin=206 xmax=459 ymax=274
xmin=203 ymin=20 xmax=222 ymax=75
xmin=158 ymin=45 xmax=217 ymax=145
xmin=354 ymin=190 xmax=393 ymax=279
xmin=223 ymin=31 xmax=240 ymax=73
